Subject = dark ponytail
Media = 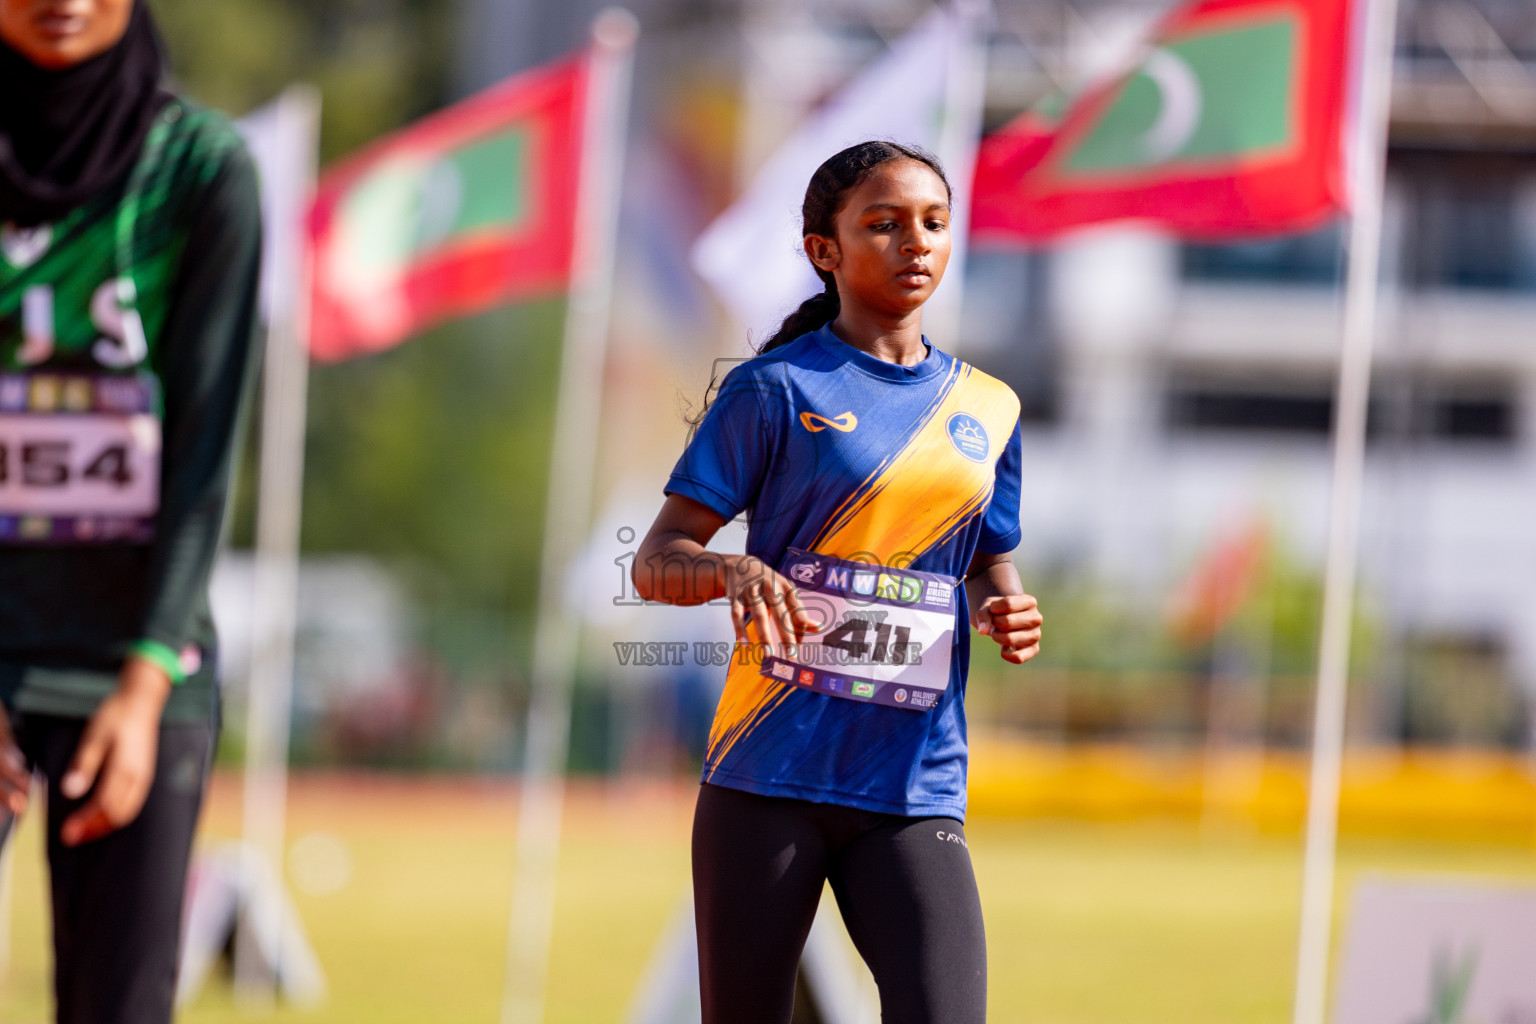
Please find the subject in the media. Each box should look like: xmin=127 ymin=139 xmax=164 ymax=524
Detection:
xmin=687 ymin=139 xmax=951 ymax=434
xmin=756 ymin=139 xmax=952 ymax=354
xmin=761 ymin=288 xmax=841 ymax=355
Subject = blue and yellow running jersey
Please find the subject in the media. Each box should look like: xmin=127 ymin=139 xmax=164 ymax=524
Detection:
xmin=665 ymin=325 xmax=1023 ymax=819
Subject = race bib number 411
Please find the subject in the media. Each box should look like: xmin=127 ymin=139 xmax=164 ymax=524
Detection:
xmin=0 ymin=373 xmax=161 ymax=543
xmin=759 ymin=547 xmax=958 ymax=712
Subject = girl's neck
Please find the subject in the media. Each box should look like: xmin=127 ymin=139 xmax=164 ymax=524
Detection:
xmin=828 ymin=310 xmax=927 ymax=367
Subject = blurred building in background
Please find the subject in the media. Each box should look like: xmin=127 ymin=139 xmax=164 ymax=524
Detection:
xmin=958 ymin=0 xmax=1536 ymax=748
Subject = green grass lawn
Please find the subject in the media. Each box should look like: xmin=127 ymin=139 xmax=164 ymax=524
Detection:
xmin=0 ymin=773 xmax=1533 ymax=1024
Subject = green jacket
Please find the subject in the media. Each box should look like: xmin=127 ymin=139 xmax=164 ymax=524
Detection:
xmin=0 ymin=97 xmax=263 ymax=722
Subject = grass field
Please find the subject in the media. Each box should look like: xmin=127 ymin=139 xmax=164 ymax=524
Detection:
xmin=0 ymin=771 xmax=1533 ymax=1024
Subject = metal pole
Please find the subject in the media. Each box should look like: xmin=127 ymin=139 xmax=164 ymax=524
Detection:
xmin=500 ymin=11 xmax=637 ymax=1024
xmin=1291 ymin=0 xmax=1400 ymax=1020
xmin=235 ymin=85 xmax=322 ymax=1003
xmin=930 ymin=0 xmax=990 ymax=346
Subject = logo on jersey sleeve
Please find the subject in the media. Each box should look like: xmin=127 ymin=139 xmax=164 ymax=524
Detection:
xmin=946 ymin=413 xmax=990 ymax=461
xmin=799 ymin=411 xmax=858 ymax=433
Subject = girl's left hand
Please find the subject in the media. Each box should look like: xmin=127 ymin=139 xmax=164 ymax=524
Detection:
xmin=974 ymin=594 xmax=1042 ymax=665
xmin=58 ymin=657 xmax=169 ymax=847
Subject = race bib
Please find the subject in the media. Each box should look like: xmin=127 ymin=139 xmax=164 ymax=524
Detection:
xmin=0 ymin=372 xmax=161 ymax=543
xmin=759 ymin=547 xmax=958 ymax=711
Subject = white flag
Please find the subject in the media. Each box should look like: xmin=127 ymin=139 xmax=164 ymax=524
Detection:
xmin=691 ymin=9 xmax=986 ymax=345
xmin=235 ymin=86 xmax=320 ymax=326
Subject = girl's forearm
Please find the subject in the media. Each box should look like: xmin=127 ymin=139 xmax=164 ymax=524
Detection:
xmin=963 ymin=554 xmax=1023 ymax=611
xmin=633 ymin=534 xmax=758 ymax=606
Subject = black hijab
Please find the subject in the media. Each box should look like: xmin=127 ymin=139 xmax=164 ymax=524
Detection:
xmin=0 ymin=2 xmax=170 ymax=227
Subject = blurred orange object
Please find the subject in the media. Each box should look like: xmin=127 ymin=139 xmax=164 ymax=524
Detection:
xmin=1167 ymin=519 xmax=1270 ymax=646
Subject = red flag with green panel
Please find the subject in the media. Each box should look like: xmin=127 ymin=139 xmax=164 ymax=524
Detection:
xmin=972 ymin=0 xmax=1353 ymax=242
xmin=307 ymin=56 xmax=587 ymax=360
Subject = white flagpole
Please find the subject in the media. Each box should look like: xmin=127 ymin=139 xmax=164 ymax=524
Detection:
xmin=235 ymin=84 xmax=322 ymax=1003
xmin=1291 ymin=0 xmax=1399 ymax=1020
xmin=500 ymin=11 xmax=637 ymax=1024
xmin=930 ymin=0 xmax=990 ymax=347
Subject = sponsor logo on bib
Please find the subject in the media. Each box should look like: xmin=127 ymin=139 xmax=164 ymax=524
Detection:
xmin=946 ymin=413 xmax=990 ymax=462
xmin=788 ymin=557 xmax=823 ymax=585
xmin=0 ymin=378 xmax=25 ymax=411
xmin=875 ymin=572 xmax=922 ymax=604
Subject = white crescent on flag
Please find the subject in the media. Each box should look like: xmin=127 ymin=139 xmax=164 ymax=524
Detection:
xmin=1139 ymin=48 xmax=1204 ymax=165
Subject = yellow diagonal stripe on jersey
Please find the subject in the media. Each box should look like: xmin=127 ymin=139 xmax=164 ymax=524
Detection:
xmin=705 ymin=617 xmax=794 ymax=775
xmin=809 ymin=361 xmax=961 ymax=553
xmin=813 ymin=365 xmax=1020 ymax=563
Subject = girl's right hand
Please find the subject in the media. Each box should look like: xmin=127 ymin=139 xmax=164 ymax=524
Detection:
xmin=727 ymin=556 xmax=823 ymax=651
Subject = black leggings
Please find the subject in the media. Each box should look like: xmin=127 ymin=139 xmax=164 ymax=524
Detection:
xmin=0 ymin=710 xmax=215 ymax=1024
xmin=692 ymin=782 xmax=987 ymax=1024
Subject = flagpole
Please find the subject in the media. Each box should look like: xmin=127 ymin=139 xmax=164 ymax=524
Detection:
xmin=930 ymin=0 xmax=990 ymax=346
xmin=500 ymin=11 xmax=636 ymax=1024
xmin=1291 ymin=0 xmax=1399 ymax=1019
xmin=235 ymin=84 xmax=322 ymax=1003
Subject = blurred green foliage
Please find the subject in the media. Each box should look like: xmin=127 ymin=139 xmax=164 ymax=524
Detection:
xmin=153 ymin=0 xmax=454 ymax=160
xmin=300 ymin=303 xmax=564 ymax=614
xmin=968 ymin=537 xmax=1384 ymax=744
xmin=991 ymin=537 xmax=1377 ymax=679
xmin=297 ymin=304 xmax=565 ymax=684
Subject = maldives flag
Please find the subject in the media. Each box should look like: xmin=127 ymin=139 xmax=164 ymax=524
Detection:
xmin=307 ymin=57 xmax=587 ymax=360
xmin=972 ymin=0 xmax=1352 ymax=242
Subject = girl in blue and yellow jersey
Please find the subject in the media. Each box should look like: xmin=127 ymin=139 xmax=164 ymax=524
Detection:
xmin=635 ymin=142 xmax=1043 ymax=1024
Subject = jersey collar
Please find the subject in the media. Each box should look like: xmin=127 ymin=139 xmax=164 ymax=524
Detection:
xmin=811 ymin=325 xmax=947 ymax=384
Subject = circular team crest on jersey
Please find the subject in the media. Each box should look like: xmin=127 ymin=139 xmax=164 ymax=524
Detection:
xmin=946 ymin=413 xmax=989 ymax=462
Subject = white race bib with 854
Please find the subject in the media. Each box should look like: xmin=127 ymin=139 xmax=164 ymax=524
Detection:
xmin=759 ymin=547 xmax=958 ymax=711
xmin=0 ymin=373 xmax=161 ymax=543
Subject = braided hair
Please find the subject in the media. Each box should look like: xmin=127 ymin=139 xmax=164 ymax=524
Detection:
xmin=757 ymin=140 xmax=952 ymax=354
